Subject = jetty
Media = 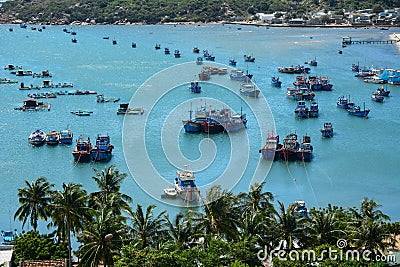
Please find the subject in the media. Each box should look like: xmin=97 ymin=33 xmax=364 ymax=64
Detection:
xmin=342 ymin=36 xmax=399 ymax=46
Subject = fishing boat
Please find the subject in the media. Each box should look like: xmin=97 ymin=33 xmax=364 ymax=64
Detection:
xmin=375 ymin=86 xmax=390 ymax=97
xmin=277 ymin=133 xmax=300 ymax=162
xmin=163 ymin=187 xmax=177 ymax=198
xmin=174 ymin=50 xmax=181 ymax=58
xmin=96 ymin=94 xmax=120 ymax=103
xmin=309 ymin=57 xmax=317 ymax=66
xmin=347 ymin=103 xmax=370 ymax=118
xmin=278 ymin=65 xmax=310 ymax=74
xmin=371 ymin=92 xmax=384 ymax=103
xmin=70 ymin=110 xmax=93 ymax=116
xmin=189 ymin=80 xmax=201 ymax=93
xmin=112 ymin=39 xmax=117 ymax=45
xmin=90 ymin=134 xmax=114 ymax=161
xmin=131 ymin=42 xmax=136 ymax=48
xmin=320 ymin=122 xmax=333 ymax=138
xmin=229 ymin=58 xmax=237 ymax=66
xmin=45 ymin=130 xmax=60 ymax=145
xmin=295 ymin=201 xmax=309 ymax=217
xmin=297 ymin=135 xmax=313 ymax=161
xmin=196 ymin=57 xmax=203 ymax=65
xmin=203 ymin=118 xmax=225 ymax=134
xmin=59 ymin=129 xmax=73 ymax=144
xmin=239 ymin=83 xmax=260 ymax=98
xmin=28 ymin=129 xmax=46 ymax=146
xmin=193 ymin=47 xmax=200 ymax=53
xmin=244 ymin=54 xmax=255 ymax=62
xmin=71 ymin=37 xmax=77 ymax=43
xmin=0 ymin=77 xmax=18 ymax=84
xmin=260 ymin=134 xmax=282 ymax=161
xmin=308 ymin=76 xmax=333 ymax=91
xmin=155 ymin=44 xmax=161 ymax=50
xmin=308 ymin=101 xmax=319 ymax=118
xmin=229 ymin=69 xmax=252 ymax=82
xmin=337 ymin=96 xmax=355 ymax=109
xmin=294 ymin=100 xmax=309 ymax=118
xmin=198 ymin=68 xmax=211 ymax=81
xmin=72 ymin=135 xmax=92 ymax=162
xmin=271 ymin=76 xmax=282 ymax=87
xmin=205 ymin=54 xmax=215 ymax=61
xmin=164 ymin=48 xmax=170 ymax=54
xmin=117 ymin=103 xmax=144 ymax=115
xmin=174 ymin=165 xmax=200 ymax=202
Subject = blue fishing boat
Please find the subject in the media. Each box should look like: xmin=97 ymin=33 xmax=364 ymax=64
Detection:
xmin=297 ymin=135 xmax=313 ymax=161
xmin=347 ymin=103 xmax=370 ymax=118
xmin=28 ymin=129 xmax=46 ymax=146
xmin=59 ymin=129 xmax=73 ymax=144
xmin=90 ymin=134 xmax=114 ymax=161
xmin=309 ymin=57 xmax=317 ymax=66
xmin=239 ymin=83 xmax=260 ymax=98
xmin=271 ymin=76 xmax=282 ymax=87
xmin=229 ymin=58 xmax=237 ymax=66
xmin=196 ymin=57 xmax=203 ymax=65
xmin=260 ymin=134 xmax=282 ymax=161
xmin=155 ymin=44 xmax=161 ymax=49
xmin=174 ymin=50 xmax=181 ymax=58
xmin=203 ymin=118 xmax=225 ymax=134
xmin=72 ymin=135 xmax=92 ymax=162
xmin=294 ymin=100 xmax=308 ymax=118
xmin=308 ymin=76 xmax=333 ymax=91
xmin=337 ymin=96 xmax=355 ymax=109
xmin=244 ymin=54 xmax=255 ymax=62
xmin=320 ymin=122 xmax=333 ymax=138
xmin=371 ymin=92 xmax=384 ymax=103
xmin=131 ymin=42 xmax=136 ymax=48
xmin=308 ymin=101 xmax=319 ymax=118
xmin=45 ymin=130 xmax=60 ymax=145
xmin=174 ymin=165 xmax=200 ymax=202
xmin=164 ymin=48 xmax=170 ymax=54
xmin=189 ymin=81 xmax=201 ymax=93
xmin=182 ymin=107 xmax=206 ymax=133
xmin=375 ymin=86 xmax=390 ymax=97
xmin=193 ymin=47 xmax=200 ymax=53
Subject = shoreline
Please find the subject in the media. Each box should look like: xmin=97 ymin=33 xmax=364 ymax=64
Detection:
xmin=1 ymin=20 xmax=399 ymax=29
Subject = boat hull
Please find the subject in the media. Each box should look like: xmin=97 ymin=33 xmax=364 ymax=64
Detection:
xmin=72 ymin=152 xmax=91 ymax=162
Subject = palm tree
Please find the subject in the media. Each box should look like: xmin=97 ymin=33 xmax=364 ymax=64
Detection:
xmin=89 ymin=165 xmax=132 ymax=214
xmin=50 ymin=183 xmax=91 ymax=267
xmin=14 ymin=177 xmax=54 ymax=231
xmin=129 ymin=204 xmax=166 ymax=249
xmin=238 ymin=182 xmax=274 ymax=214
xmin=197 ymin=185 xmax=239 ymax=240
xmin=77 ymin=209 xmax=129 ymax=267
xmin=164 ymin=212 xmax=202 ymax=249
xmin=307 ymin=208 xmax=344 ymax=246
xmin=270 ymin=201 xmax=306 ymax=250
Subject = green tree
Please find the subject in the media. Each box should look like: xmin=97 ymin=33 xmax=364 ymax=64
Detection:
xmin=76 ymin=209 xmax=129 ymax=267
xmin=50 ymin=183 xmax=91 ymax=267
xmin=14 ymin=177 xmax=54 ymax=231
xmin=128 ymin=204 xmax=166 ymax=249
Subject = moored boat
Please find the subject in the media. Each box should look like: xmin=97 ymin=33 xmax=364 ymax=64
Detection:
xmin=375 ymin=86 xmax=390 ymax=97
xmin=229 ymin=69 xmax=252 ymax=82
xmin=59 ymin=129 xmax=73 ymax=144
xmin=244 ymin=54 xmax=255 ymax=62
xmin=277 ymin=133 xmax=300 ymax=161
xmin=229 ymin=58 xmax=237 ymax=66
xmin=189 ymin=81 xmax=201 ymax=93
xmin=164 ymin=48 xmax=170 ymax=54
xmin=117 ymin=103 xmax=144 ymax=115
xmin=271 ymin=76 xmax=282 ymax=87
xmin=297 ymin=135 xmax=313 ymax=161
xmin=294 ymin=100 xmax=309 ymax=118
xmin=320 ymin=122 xmax=333 ymax=138
xmin=347 ymin=103 xmax=370 ymax=118
xmin=239 ymin=83 xmax=260 ymax=98
xmin=72 ymin=135 xmax=92 ymax=162
xmin=174 ymin=165 xmax=200 ymax=202
xmin=260 ymin=134 xmax=282 ymax=161
xmin=90 ymin=134 xmax=114 ymax=161
xmin=15 ymin=99 xmax=51 ymax=111
xmin=337 ymin=96 xmax=355 ymax=109
xmin=45 ymin=130 xmax=60 ymax=145
xmin=193 ymin=47 xmax=200 ymax=53
xmin=308 ymin=101 xmax=319 ymax=118
xmin=174 ymin=50 xmax=181 ymax=58
xmin=196 ymin=57 xmax=203 ymax=65
xmin=29 ymin=129 xmax=46 ymax=146
xmin=163 ymin=187 xmax=177 ymax=198
xmin=371 ymin=92 xmax=384 ymax=103
xmin=70 ymin=110 xmax=93 ymax=116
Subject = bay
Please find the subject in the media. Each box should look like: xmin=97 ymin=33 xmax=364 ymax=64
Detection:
xmin=0 ymin=24 xmax=399 ymax=236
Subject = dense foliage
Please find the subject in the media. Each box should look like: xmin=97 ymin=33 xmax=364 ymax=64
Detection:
xmin=12 ymin=165 xmax=400 ymax=266
xmin=1 ymin=0 xmax=400 ymax=24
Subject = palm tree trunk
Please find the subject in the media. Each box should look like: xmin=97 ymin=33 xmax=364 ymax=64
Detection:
xmin=67 ymin=216 xmax=72 ymax=267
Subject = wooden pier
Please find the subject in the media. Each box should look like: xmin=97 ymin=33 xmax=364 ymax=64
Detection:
xmin=342 ymin=36 xmax=399 ymax=46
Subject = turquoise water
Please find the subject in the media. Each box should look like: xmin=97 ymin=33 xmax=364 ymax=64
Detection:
xmin=0 ymin=24 xmax=399 ymax=234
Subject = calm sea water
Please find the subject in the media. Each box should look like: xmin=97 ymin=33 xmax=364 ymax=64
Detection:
xmin=0 ymin=24 xmax=399 ymax=234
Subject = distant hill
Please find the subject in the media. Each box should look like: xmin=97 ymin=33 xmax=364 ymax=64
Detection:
xmin=0 ymin=0 xmax=399 ymax=24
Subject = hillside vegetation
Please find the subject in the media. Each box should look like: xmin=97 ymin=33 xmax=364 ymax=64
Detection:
xmin=1 ymin=0 xmax=400 ymax=24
